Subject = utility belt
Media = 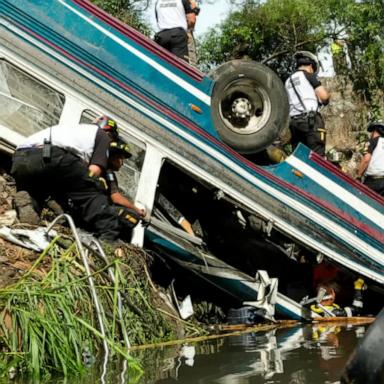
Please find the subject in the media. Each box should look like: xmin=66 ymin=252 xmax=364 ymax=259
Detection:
xmin=155 ymin=27 xmax=185 ymax=40
xmin=291 ymin=110 xmax=318 ymax=121
xmin=290 ymin=111 xmax=321 ymax=131
xmin=157 ymin=27 xmax=184 ymax=33
xmin=15 ymin=145 xmax=81 ymax=164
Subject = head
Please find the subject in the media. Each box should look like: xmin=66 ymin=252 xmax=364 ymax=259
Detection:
xmin=317 ymin=282 xmax=339 ymax=306
xmin=367 ymin=121 xmax=384 ymax=137
xmin=94 ymin=115 xmax=119 ymax=140
xmin=294 ymin=51 xmax=319 ymax=74
xmin=108 ymin=141 xmax=132 ymax=171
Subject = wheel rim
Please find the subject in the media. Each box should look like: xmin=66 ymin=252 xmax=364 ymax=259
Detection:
xmin=218 ymin=77 xmax=272 ymax=135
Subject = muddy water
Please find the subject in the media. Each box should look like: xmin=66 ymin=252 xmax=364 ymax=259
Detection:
xmin=73 ymin=323 xmax=366 ymax=384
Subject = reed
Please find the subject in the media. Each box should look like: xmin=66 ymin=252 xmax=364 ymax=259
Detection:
xmin=0 ymin=236 xmax=177 ymax=381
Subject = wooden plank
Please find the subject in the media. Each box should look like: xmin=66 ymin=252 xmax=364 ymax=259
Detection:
xmin=312 ymin=316 xmax=375 ymax=325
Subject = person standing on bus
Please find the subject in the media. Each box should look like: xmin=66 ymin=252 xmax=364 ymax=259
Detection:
xmin=155 ymin=0 xmax=196 ymax=62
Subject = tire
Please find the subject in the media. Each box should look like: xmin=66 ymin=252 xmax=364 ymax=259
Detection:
xmin=210 ymin=60 xmax=289 ymax=154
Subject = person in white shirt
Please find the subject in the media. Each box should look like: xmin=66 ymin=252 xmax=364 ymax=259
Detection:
xmin=285 ymin=51 xmax=330 ymax=156
xmin=155 ymin=0 xmax=196 ymax=61
xmin=357 ymin=121 xmax=384 ymax=195
xmin=11 ymin=116 xmax=133 ymax=242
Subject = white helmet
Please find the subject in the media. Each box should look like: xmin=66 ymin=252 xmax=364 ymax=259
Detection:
xmin=294 ymin=51 xmax=319 ymax=73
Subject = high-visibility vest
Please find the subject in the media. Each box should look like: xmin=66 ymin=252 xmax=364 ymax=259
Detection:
xmin=331 ymin=42 xmax=343 ymax=56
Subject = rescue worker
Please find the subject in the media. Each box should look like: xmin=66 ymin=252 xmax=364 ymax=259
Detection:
xmin=104 ymin=140 xmax=146 ymax=231
xmin=11 ymin=115 xmax=125 ymax=242
xmin=154 ymin=0 xmax=196 ymax=62
xmin=357 ymin=121 xmax=384 ymax=195
xmin=311 ymin=278 xmax=366 ymax=317
xmin=285 ymin=51 xmax=330 ymax=156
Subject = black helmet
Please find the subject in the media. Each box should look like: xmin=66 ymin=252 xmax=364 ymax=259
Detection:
xmin=367 ymin=121 xmax=384 ymax=136
xmin=95 ymin=115 xmax=119 ymax=140
xmin=109 ymin=140 xmax=132 ymax=158
xmin=294 ymin=51 xmax=319 ymax=73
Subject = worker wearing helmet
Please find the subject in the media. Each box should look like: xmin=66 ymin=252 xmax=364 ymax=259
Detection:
xmin=357 ymin=121 xmax=384 ymax=195
xmin=102 ymin=140 xmax=146 ymax=233
xmin=285 ymin=51 xmax=330 ymax=156
xmin=11 ymin=115 xmax=126 ymax=242
xmin=310 ymin=278 xmax=366 ymax=317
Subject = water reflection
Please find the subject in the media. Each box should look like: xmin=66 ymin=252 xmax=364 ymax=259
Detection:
xmin=135 ymin=324 xmax=367 ymax=384
xmin=31 ymin=323 xmax=367 ymax=384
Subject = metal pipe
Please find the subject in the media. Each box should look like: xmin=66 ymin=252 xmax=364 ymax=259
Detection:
xmin=89 ymin=239 xmax=131 ymax=349
xmin=46 ymin=214 xmax=109 ymax=355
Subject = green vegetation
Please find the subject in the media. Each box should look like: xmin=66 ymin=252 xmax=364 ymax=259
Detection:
xmin=91 ymin=0 xmax=152 ymax=35
xmin=0 ymin=235 xmax=180 ymax=381
xmin=198 ymin=0 xmax=384 ymax=116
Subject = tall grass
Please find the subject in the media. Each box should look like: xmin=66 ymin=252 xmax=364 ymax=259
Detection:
xmin=0 ymin=236 xmax=175 ymax=382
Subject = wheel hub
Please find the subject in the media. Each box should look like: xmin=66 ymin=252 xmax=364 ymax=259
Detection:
xmin=231 ymin=98 xmax=251 ymax=119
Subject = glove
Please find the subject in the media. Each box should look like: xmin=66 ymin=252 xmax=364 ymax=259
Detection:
xmin=88 ymin=171 xmax=108 ymax=190
xmin=98 ymin=177 xmax=108 ymax=190
xmin=354 ymin=278 xmax=367 ymax=291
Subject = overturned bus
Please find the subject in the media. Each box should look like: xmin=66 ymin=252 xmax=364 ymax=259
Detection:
xmin=0 ymin=0 xmax=383 ymax=321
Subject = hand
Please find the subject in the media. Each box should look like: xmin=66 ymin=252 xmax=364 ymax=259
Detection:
xmin=354 ymin=278 xmax=367 ymax=291
xmin=135 ymin=207 xmax=146 ymax=218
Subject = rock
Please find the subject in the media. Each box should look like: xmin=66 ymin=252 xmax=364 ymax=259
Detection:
xmin=13 ymin=191 xmax=40 ymax=225
xmin=0 ymin=210 xmax=17 ymax=226
xmin=0 ymin=176 xmax=6 ymax=193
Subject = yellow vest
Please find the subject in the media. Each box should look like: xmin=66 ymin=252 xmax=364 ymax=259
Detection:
xmin=311 ymin=303 xmax=340 ymax=314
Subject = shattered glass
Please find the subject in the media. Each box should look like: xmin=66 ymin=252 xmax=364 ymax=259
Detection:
xmin=0 ymin=60 xmax=64 ymax=137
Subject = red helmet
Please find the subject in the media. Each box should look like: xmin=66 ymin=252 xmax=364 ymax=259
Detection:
xmin=94 ymin=115 xmax=119 ymax=139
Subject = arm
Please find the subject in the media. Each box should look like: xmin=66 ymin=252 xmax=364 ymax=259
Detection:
xmin=88 ymin=164 xmax=103 ymax=177
xmin=111 ymin=192 xmax=145 ymax=217
xmin=186 ymin=12 xmax=196 ymax=29
xmin=305 ymin=72 xmax=330 ymax=105
xmin=315 ymin=85 xmax=330 ymax=105
xmin=357 ymin=153 xmax=371 ymax=179
xmin=179 ymin=217 xmax=195 ymax=236
xmin=182 ymin=0 xmax=196 ymax=29
xmin=156 ymin=192 xmax=195 ymax=235
xmin=89 ymin=129 xmax=111 ymax=176
xmin=357 ymin=138 xmax=376 ymax=179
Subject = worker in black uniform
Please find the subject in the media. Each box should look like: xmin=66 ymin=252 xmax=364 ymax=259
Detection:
xmin=285 ymin=51 xmax=330 ymax=156
xmin=104 ymin=140 xmax=146 ymax=233
xmin=106 ymin=142 xmax=195 ymax=236
xmin=11 ymin=115 xmax=124 ymax=242
xmin=154 ymin=0 xmax=196 ymax=61
xmin=357 ymin=121 xmax=384 ymax=195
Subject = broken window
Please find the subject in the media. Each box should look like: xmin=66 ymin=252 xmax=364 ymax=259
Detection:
xmin=0 ymin=60 xmax=64 ymax=136
xmin=148 ymin=161 xmax=315 ymax=296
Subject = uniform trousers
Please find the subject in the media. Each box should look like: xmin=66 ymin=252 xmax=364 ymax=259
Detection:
xmin=289 ymin=112 xmax=326 ymax=156
xmin=364 ymin=176 xmax=384 ymax=196
xmin=11 ymin=146 xmax=123 ymax=241
xmin=155 ymin=27 xmax=188 ymax=61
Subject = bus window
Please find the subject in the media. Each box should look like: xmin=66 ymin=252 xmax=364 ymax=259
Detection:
xmin=0 ymin=60 xmax=65 ymax=136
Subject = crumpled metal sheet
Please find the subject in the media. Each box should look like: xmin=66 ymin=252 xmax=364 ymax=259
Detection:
xmin=0 ymin=226 xmax=57 ymax=252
